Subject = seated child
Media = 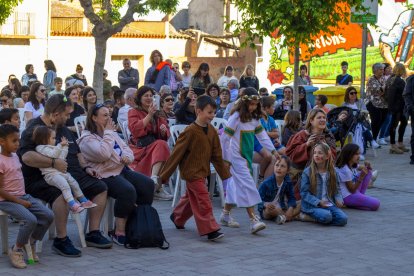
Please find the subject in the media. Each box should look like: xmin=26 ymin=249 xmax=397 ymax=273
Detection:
xmin=258 ymin=156 xmax=301 ymax=224
xmin=281 ymin=110 xmax=302 ymax=146
xmin=328 ymin=110 xmax=348 ymax=141
xmin=300 ymin=142 xmax=348 ymax=226
xmin=335 ymin=143 xmax=380 ymax=211
xmin=260 ymin=96 xmax=286 ymax=155
xmin=160 ymin=95 xmax=231 ymax=241
xmin=0 ymin=108 xmax=20 ymax=129
xmin=314 ymin=94 xmax=330 ymax=114
xmin=32 ymin=126 xmax=96 ymax=213
xmin=0 ymin=124 xmax=54 ymax=268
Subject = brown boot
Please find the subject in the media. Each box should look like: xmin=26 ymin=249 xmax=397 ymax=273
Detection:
xmin=390 ymin=144 xmax=404 ymax=154
xmin=397 ymin=143 xmax=409 ymax=152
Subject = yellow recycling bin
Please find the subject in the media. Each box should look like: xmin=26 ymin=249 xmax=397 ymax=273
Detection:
xmin=314 ymin=86 xmax=360 ymax=107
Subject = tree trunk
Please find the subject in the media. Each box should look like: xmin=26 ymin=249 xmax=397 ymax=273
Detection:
xmin=293 ymin=45 xmax=300 ymax=111
xmin=93 ymin=36 xmax=107 ymax=103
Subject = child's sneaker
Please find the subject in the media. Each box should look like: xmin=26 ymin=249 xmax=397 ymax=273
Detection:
xmin=207 ymin=231 xmax=224 ymax=241
xmin=109 ymin=231 xmax=126 ymax=246
xmin=275 ymin=214 xmax=286 ymax=225
xmin=250 ymin=215 xmax=266 ymax=234
xmin=70 ymin=203 xmax=85 ymax=214
xmin=80 ymin=200 xmax=97 ymax=209
xmin=299 ymin=212 xmax=316 ymax=222
xmin=154 ymin=187 xmax=173 ymax=201
xmin=9 ymin=247 xmax=26 ymax=269
xmin=371 ymin=140 xmax=380 ymax=149
xmin=219 ymin=212 xmax=240 ymax=228
xmin=25 ymin=243 xmax=39 ymax=263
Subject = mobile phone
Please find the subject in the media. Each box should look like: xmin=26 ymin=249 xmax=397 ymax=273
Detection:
xmin=153 ymin=94 xmax=160 ymax=110
xmin=193 ymin=87 xmax=205 ymax=96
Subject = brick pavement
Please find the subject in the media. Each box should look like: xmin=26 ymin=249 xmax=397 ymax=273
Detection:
xmin=1 ymin=131 xmax=414 ymax=275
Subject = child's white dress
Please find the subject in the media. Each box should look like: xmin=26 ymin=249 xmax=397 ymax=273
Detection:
xmin=221 ymin=112 xmax=275 ymax=207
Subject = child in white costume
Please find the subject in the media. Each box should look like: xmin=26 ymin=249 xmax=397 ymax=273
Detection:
xmin=220 ymin=87 xmax=278 ymax=234
xmin=33 ymin=125 xmax=96 ymax=213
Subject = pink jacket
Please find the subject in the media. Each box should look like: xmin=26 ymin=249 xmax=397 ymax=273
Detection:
xmin=77 ymin=130 xmax=134 ymax=178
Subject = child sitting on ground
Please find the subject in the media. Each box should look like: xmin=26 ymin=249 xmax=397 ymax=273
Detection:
xmin=281 ymin=110 xmax=302 ymax=146
xmin=335 ymin=143 xmax=380 ymax=210
xmin=314 ymin=94 xmax=330 ymax=114
xmin=300 ymin=142 xmax=348 ymax=226
xmin=0 ymin=108 xmax=20 ymax=129
xmin=160 ymin=95 xmax=231 ymax=241
xmin=0 ymin=124 xmax=54 ymax=268
xmin=32 ymin=125 xmax=96 ymax=213
xmin=258 ymin=155 xmax=301 ymax=224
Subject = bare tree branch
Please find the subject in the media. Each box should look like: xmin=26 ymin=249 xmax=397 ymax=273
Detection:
xmin=79 ymin=0 xmax=102 ymax=26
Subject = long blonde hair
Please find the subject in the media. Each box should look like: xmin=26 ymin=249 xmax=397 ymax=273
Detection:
xmin=304 ymin=108 xmax=328 ymax=133
xmin=308 ymin=143 xmax=337 ymax=198
xmin=241 ymin=64 xmax=256 ymax=78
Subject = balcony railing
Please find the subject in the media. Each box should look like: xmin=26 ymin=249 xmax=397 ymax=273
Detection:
xmin=51 ymin=17 xmax=83 ymax=33
xmin=0 ymin=12 xmax=35 ymax=37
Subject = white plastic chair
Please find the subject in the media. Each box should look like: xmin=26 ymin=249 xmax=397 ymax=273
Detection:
xmin=168 ymin=118 xmax=176 ymax=127
xmin=117 ymin=118 xmax=129 ymax=144
xmin=74 ymin=115 xmax=87 ymax=138
xmin=84 ymin=197 xmax=115 ymax=236
xmin=275 ymin=119 xmax=285 ymax=134
xmin=211 ymin=117 xmax=227 ymax=130
xmin=17 ymin=108 xmax=26 ymax=133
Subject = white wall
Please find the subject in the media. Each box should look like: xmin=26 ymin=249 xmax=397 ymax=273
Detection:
xmin=188 ymin=0 xmax=224 ymax=35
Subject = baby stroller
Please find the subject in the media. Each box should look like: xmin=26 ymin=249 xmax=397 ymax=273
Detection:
xmin=327 ymin=106 xmax=356 ymax=148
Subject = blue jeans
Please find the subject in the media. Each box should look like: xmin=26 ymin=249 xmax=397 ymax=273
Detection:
xmin=308 ymin=205 xmax=348 ymax=226
xmin=379 ymin=112 xmax=392 ymax=139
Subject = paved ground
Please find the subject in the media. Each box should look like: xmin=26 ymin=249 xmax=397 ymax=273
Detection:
xmin=1 ymin=130 xmax=414 ymax=276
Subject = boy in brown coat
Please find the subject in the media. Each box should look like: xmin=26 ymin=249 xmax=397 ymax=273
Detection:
xmin=160 ymin=95 xmax=231 ymax=241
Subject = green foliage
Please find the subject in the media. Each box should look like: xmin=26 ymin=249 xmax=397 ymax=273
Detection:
xmin=231 ymin=0 xmax=369 ymax=48
xmin=0 ymin=0 xmax=22 ymax=25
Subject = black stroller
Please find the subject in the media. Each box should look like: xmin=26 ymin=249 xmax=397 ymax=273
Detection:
xmin=327 ymin=106 xmax=361 ymax=148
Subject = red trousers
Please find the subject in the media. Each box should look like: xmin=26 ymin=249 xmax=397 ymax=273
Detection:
xmin=173 ymin=178 xmax=220 ymax=236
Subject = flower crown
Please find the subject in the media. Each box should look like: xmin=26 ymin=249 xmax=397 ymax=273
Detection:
xmin=241 ymin=94 xmax=261 ymax=101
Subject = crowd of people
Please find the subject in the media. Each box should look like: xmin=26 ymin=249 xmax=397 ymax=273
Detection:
xmin=0 ymin=51 xmax=413 ymax=269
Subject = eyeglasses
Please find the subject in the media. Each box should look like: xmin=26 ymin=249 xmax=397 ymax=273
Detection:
xmin=92 ymin=103 xmax=105 ymax=115
xmin=349 ymin=92 xmax=357 ymax=95
xmin=164 ymin=98 xmax=174 ymax=102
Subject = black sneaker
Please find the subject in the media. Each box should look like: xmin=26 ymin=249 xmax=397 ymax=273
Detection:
xmin=108 ymin=232 xmax=126 ymax=246
xmin=170 ymin=213 xmax=185 ymax=229
xmin=207 ymin=231 xmax=224 ymax=241
xmin=85 ymin=230 xmax=113 ymax=249
xmin=52 ymin=237 xmax=82 ymax=257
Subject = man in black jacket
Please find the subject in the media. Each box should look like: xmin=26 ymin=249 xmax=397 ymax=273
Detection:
xmin=403 ymin=75 xmax=414 ymax=164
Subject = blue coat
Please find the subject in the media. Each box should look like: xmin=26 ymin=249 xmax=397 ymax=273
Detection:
xmin=258 ymin=174 xmax=297 ymax=217
xmin=300 ymin=167 xmax=343 ymax=214
xmin=144 ymin=65 xmax=171 ymax=92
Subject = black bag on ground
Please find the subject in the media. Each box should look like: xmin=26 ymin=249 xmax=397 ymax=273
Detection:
xmin=124 ymin=205 xmax=169 ymax=249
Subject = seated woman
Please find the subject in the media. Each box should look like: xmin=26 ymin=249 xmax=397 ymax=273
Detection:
xmin=82 ymin=87 xmax=97 ymax=112
xmin=335 ymin=143 xmax=380 ymax=211
xmin=205 ymin=83 xmax=220 ymax=105
xmin=24 ymin=82 xmax=46 ymax=122
xmin=175 ymin=88 xmax=197 ymax=125
xmin=258 ymin=156 xmax=300 ymax=224
xmin=77 ymin=103 xmax=154 ymax=245
xmin=215 ymin=88 xmax=230 ymax=118
xmin=65 ymin=86 xmax=86 ymax=137
xmin=159 ymin=93 xmax=175 ymax=119
xmin=286 ymin=108 xmax=336 ymax=182
xmin=128 ymin=86 xmax=172 ymax=200
xmin=273 ymin=86 xmax=293 ymax=120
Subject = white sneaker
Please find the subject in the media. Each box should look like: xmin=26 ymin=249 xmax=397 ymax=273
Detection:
xmin=371 ymin=170 xmax=379 ymax=182
xmin=384 ymin=137 xmax=390 ymax=143
xmin=154 ymin=187 xmax=173 ymax=201
xmin=359 ymin=154 xmax=365 ymax=161
xmin=250 ymin=215 xmax=266 ymax=234
xmin=220 ymin=213 xmax=240 ymax=228
xmin=371 ymin=140 xmax=380 ymax=149
xmin=378 ymin=138 xmax=388 ymax=145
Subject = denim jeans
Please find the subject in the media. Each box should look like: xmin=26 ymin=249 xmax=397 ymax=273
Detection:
xmin=308 ymin=205 xmax=348 ymax=226
xmin=379 ymin=112 xmax=392 ymax=139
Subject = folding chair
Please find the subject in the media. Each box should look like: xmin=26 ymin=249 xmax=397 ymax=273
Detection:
xmin=74 ymin=115 xmax=87 ymax=138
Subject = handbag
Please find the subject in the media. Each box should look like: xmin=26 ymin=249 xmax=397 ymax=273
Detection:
xmin=137 ymin=134 xmax=157 ymax=148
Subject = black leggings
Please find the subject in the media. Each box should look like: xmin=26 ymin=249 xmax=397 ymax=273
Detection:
xmin=390 ymin=112 xmax=408 ymax=144
xmin=367 ymin=102 xmax=388 ymax=140
xmin=102 ymin=168 xmax=154 ymax=218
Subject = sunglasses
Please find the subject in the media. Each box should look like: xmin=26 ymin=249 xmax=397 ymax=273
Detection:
xmin=349 ymin=92 xmax=357 ymax=95
xmin=164 ymin=98 xmax=174 ymax=102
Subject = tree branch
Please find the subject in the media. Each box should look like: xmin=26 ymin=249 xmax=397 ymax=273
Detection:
xmin=79 ymin=0 xmax=102 ymax=26
xmin=111 ymin=0 xmax=142 ymax=34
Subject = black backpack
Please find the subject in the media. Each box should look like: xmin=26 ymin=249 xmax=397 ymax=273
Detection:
xmin=124 ymin=205 xmax=169 ymax=249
